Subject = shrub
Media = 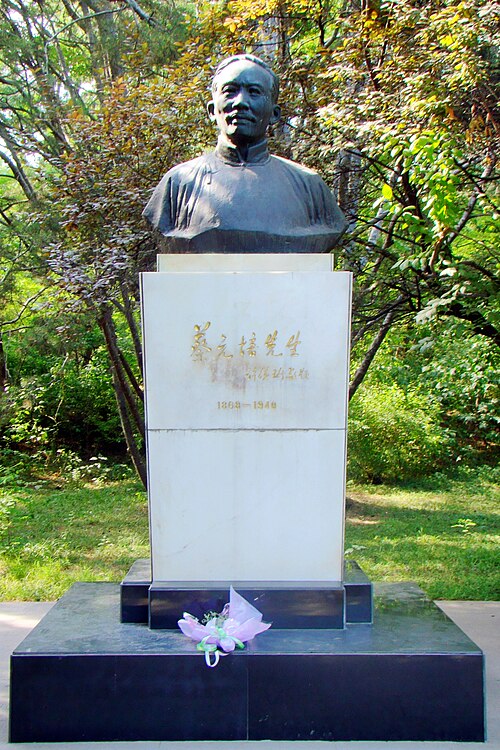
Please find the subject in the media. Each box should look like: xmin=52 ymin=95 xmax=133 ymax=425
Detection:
xmin=1 ymin=347 xmax=124 ymax=457
xmin=348 ymin=383 xmax=451 ymax=483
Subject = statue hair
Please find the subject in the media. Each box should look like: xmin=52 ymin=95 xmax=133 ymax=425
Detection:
xmin=212 ymin=54 xmax=279 ymax=103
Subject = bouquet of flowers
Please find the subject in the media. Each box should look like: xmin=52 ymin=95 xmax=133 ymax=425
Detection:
xmin=178 ymin=587 xmax=271 ymax=667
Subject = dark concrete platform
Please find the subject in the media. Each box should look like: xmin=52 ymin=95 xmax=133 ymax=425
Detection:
xmin=10 ymin=581 xmax=484 ymax=742
xmin=149 ymin=580 xmax=346 ymax=629
xmin=120 ymin=558 xmax=372 ymax=628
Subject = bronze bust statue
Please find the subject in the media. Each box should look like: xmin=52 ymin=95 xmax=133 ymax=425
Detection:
xmin=143 ymin=54 xmax=346 ymax=253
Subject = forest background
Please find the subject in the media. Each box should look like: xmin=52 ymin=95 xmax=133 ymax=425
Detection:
xmin=0 ymin=0 xmax=498 ymax=601
xmin=0 ymin=1 xmax=498 ymax=499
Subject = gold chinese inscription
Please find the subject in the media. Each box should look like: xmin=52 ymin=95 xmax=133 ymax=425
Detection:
xmin=245 ymin=366 xmax=309 ymax=382
xmin=191 ymin=323 xmax=302 ymax=361
xmin=191 ymin=322 xmax=212 ymax=361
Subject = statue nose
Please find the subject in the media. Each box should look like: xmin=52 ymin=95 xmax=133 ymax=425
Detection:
xmin=234 ymin=92 xmax=250 ymax=108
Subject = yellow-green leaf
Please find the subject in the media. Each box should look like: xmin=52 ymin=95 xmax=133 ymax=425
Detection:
xmin=382 ymin=183 xmax=393 ymax=200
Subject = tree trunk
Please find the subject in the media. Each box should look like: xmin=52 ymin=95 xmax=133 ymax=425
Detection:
xmin=349 ymin=308 xmax=396 ymax=400
xmin=0 ymin=334 xmax=7 ymax=392
xmin=98 ymin=307 xmax=147 ymax=486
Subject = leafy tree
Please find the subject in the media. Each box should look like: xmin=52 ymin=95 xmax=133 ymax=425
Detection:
xmin=46 ymin=68 xmax=215 ymax=484
xmin=0 ymin=0 xmax=193 ymax=483
xmin=1 ymin=0 xmax=498 ymax=482
xmin=314 ymin=0 xmax=499 ymax=369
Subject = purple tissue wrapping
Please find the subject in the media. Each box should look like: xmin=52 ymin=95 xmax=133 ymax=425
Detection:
xmin=178 ymin=586 xmax=271 ymax=653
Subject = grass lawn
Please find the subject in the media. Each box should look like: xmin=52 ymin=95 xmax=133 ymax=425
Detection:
xmin=0 ymin=465 xmax=498 ymax=601
xmin=345 ymin=465 xmax=499 ymax=600
xmin=0 ymin=478 xmax=149 ymax=600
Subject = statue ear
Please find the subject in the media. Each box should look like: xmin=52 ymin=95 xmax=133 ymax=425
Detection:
xmin=269 ymin=105 xmax=281 ymax=126
xmin=207 ymin=101 xmax=216 ymax=122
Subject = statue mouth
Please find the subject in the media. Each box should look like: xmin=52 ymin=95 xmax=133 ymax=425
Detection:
xmin=228 ymin=114 xmax=256 ymax=124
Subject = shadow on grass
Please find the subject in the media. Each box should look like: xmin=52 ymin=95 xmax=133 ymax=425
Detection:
xmin=346 ymin=494 xmax=499 ymax=600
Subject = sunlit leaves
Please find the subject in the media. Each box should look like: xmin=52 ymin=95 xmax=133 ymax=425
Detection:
xmin=309 ymin=0 xmax=499 ymax=348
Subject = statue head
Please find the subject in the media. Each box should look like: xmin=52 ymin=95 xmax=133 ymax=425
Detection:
xmin=207 ymin=54 xmax=281 ymax=148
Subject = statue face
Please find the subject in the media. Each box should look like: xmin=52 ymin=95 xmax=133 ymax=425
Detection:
xmin=208 ymin=60 xmax=281 ymax=146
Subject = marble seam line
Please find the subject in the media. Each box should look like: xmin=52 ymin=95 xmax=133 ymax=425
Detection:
xmin=146 ymin=428 xmax=347 ymax=432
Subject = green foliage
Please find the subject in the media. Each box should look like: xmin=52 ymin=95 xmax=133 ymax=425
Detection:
xmin=451 ymin=517 xmax=477 ymax=534
xmin=348 ymin=382 xmax=451 ymax=482
xmin=411 ymin=331 xmax=498 ymax=451
xmin=2 ymin=351 xmax=123 ymax=455
xmin=1 ymin=0 xmax=498 ymax=476
xmin=358 ymin=320 xmax=499 ymax=458
xmin=0 ymin=446 xmax=132 ymax=488
xmin=348 ymin=318 xmax=498 ymax=482
xmin=1 ymin=301 xmax=124 ymax=455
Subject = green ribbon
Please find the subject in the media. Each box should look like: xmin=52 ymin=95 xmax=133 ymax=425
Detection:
xmin=196 ymin=631 xmax=245 ymax=667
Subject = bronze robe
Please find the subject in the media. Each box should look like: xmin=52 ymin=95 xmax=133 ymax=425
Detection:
xmin=143 ymin=139 xmax=346 ymax=253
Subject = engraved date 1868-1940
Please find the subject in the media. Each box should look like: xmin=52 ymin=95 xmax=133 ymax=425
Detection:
xmin=217 ymin=400 xmax=277 ymax=410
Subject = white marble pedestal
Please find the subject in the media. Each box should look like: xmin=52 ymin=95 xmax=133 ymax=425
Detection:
xmin=140 ymin=254 xmax=352 ymax=625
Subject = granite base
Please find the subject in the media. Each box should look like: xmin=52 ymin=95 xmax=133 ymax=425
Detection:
xmin=10 ymin=581 xmax=484 ymax=742
xmin=120 ymin=558 xmax=373 ymax=628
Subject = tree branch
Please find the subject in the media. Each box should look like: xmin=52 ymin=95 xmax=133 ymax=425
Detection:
xmin=444 ymin=303 xmax=500 ymax=348
xmin=43 ymin=4 xmax=128 ymax=74
xmin=123 ymin=0 xmax=158 ymax=26
xmin=447 ymin=155 xmax=497 ymax=244
xmin=0 ymin=147 xmax=37 ymax=202
xmin=0 ymin=288 xmax=48 ymax=329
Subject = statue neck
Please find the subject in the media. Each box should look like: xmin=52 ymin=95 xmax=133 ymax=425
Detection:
xmin=215 ymin=137 xmax=270 ymax=165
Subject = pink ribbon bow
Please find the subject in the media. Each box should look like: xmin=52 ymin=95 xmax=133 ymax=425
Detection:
xmin=178 ymin=586 xmax=271 ymax=667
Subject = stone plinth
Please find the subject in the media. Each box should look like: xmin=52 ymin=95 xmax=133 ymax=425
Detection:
xmin=10 ymin=582 xmax=484 ymax=743
xmin=141 ymin=254 xmax=351 ymax=585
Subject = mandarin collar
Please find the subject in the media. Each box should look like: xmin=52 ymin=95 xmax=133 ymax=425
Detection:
xmin=215 ymin=137 xmax=270 ymax=166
